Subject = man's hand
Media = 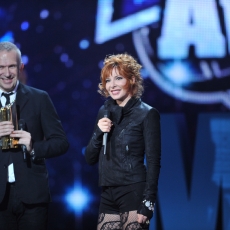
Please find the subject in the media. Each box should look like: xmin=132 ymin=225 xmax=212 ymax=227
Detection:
xmin=10 ymin=130 xmax=32 ymax=152
xmin=0 ymin=121 xmax=14 ymax=137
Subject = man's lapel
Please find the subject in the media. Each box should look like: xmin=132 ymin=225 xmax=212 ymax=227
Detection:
xmin=15 ymin=83 xmax=30 ymax=114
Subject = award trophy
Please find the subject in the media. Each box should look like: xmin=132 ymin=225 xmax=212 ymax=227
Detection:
xmin=0 ymin=101 xmax=19 ymax=149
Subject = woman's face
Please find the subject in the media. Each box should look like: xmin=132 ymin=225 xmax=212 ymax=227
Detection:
xmin=105 ymin=68 xmax=132 ymax=107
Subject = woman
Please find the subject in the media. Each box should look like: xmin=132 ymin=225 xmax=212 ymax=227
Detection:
xmin=85 ymin=53 xmax=161 ymax=230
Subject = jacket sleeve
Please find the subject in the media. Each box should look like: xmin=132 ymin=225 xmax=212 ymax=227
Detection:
xmin=32 ymin=91 xmax=69 ymax=159
xmin=84 ymin=106 xmax=104 ymax=165
xmin=137 ymin=108 xmax=161 ymax=219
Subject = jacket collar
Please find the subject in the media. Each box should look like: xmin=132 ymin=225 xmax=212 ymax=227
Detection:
xmin=105 ymin=97 xmax=141 ymax=124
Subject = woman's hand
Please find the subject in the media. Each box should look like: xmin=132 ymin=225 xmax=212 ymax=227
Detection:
xmin=98 ymin=117 xmax=113 ymax=133
xmin=137 ymin=214 xmax=149 ymax=225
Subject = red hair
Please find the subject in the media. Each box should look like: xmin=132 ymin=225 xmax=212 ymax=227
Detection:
xmin=98 ymin=53 xmax=144 ymax=98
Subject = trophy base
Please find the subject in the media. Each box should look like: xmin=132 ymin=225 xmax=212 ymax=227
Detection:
xmin=0 ymin=137 xmax=20 ymax=150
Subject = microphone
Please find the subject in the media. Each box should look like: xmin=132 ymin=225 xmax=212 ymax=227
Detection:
xmin=103 ymin=110 xmax=110 ymax=155
xmin=18 ymin=119 xmax=27 ymax=161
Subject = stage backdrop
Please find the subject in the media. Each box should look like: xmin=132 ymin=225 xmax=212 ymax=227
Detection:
xmin=0 ymin=0 xmax=229 ymax=229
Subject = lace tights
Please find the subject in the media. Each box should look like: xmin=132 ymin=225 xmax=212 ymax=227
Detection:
xmin=97 ymin=210 xmax=149 ymax=230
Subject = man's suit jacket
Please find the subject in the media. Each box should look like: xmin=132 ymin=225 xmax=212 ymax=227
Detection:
xmin=0 ymin=82 xmax=69 ymax=204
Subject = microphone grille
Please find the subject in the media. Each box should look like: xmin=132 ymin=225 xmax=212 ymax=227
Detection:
xmin=104 ymin=110 xmax=110 ymax=118
xmin=18 ymin=119 xmax=25 ymax=130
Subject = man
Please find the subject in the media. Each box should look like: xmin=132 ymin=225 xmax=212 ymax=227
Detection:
xmin=0 ymin=41 xmax=69 ymax=229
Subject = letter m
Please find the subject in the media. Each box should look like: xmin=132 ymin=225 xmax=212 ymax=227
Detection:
xmin=150 ymin=113 xmax=230 ymax=230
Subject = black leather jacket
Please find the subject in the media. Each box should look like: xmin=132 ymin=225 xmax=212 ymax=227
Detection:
xmin=85 ymin=97 xmax=161 ymax=217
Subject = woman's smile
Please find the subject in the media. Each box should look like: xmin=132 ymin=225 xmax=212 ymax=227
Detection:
xmin=106 ymin=68 xmax=131 ymax=106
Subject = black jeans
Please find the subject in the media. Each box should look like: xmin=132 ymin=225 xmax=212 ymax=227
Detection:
xmin=0 ymin=183 xmax=48 ymax=230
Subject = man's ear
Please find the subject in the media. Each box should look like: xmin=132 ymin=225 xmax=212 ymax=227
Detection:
xmin=19 ymin=63 xmax=24 ymax=72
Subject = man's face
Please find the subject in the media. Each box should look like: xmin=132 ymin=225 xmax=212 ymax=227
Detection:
xmin=0 ymin=50 xmax=23 ymax=92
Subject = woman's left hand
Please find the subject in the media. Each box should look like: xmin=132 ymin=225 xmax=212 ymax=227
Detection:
xmin=137 ymin=214 xmax=149 ymax=225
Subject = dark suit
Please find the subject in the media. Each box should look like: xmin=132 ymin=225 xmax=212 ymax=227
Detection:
xmin=0 ymin=82 xmax=69 ymax=228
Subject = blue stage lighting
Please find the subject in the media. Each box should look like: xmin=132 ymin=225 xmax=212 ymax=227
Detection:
xmin=64 ymin=184 xmax=92 ymax=215
xmin=21 ymin=21 xmax=29 ymax=31
xmin=21 ymin=55 xmax=29 ymax=65
xmin=40 ymin=9 xmax=49 ymax=19
xmin=79 ymin=39 xmax=89 ymax=49
xmin=0 ymin=31 xmax=14 ymax=42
